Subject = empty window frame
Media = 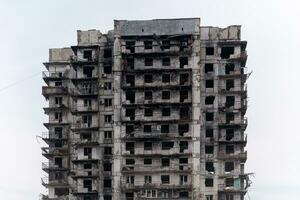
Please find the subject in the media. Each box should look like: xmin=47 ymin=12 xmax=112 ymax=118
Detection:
xmin=55 ymin=97 xmax=63 ymax=105
xmin=126 ymin=58 xmax=135 ymax=69
xmin=104 ymin=196 xmax=112 ymax=200
xmin=144 ymin=158 xmax=152 ymax=165
xmin=126 ymin=91 xmax=135 ymax=103
xmin=225 ymin=178 xmax=234 ymax=187
xmin=125 ymin=41 xmax=135 ymax=53
xmin=104 ymin=65 xmax=112 ymax=74
xmin=221 ymin=46 xmax=234 ymax=59
xmin=179 ymin=191 xmax=189 ymax=198
xmin=179 ymin=57 xmax=188 ymax=68
xmin=125 ymin=108 xmax=135 ymax=117
xmin=206 ymin=112 xmax=214 ymax=121
xmin=226 ymin=96 xmax=235 ymax=107
xmin=226 ymin=79 xmax=234 ymax=90
xmin=126 ymin=159 xmax=135 ymax=165
xmin=206 ymin=128 xmax=214 ymax=138
xmin=205 ymin=96 xmax=215 ymax=105
xmin=145 ymin=57 xmax=153 ymax=66
xmin=104 ymin=82 xmax=112 ymax=90
xmin=104 ymin=131 xmax=112 ymax=139
xmin=126 ymin=125 xmax=134 ymax=134
xmin=225 ymin=144 xmax=234 ymax=154
xmin=162 ymin=57 xmax=171 ymax=66
xmin=104 ymin=147 xmax=112 ymax=155
xmin=226 ymin=129 xmax=234 ymax=141
xmin=104 ymin=115 xmax=112 ymax=123
xmin=206 ymin=80 xmax=214 ymax=88
xmin=206 ymin=195 xmax=213 ymax=200
xmin=144 ymin=41 xmax=153 ymax=50
xmin=205 ymin=145 xmax=214 ymax=154
xmin=206 ymin=47 xmax=214 ymax=56
xmin=225 ymin=162 xmax=234 ymax=172
xmin=162 ymin=74 xmax=170 ymax=83
xmin=83 ymin=50 xmax=92 ymax=61
xmin=126 ymin=75 xmax=135 ymax=86
xmin=162 ymin=91 xmax=170 ymax=100
xmin=161 ymin=158 xmax=170 ymax=167
xmin=179 ymin=73 xmax=189 ymax=85
xmin=178 ymin=124 xmax=189 ymax=136
xmin=179 ymin=157 xmax=188 ymax=164
xmin=225 ymin=63 xmax=235 ymax=74
xmin=205 ymin=162 xmax=214 ymax=172
xmin=104 ymin=179 xmax=112 ymax=188
xmin=205 ymin=63 xmax=214 ymax=73
xmin=103 ymin=163 xmax=112 ymax=171
xmin=162 ymin=107 xmax=171 ymax=116
xmin=162 ymin=40 xmax=170 ymax=49
xmin=180 ymin=90 xmax=188 ymax=102
xmin=104 ymin=99 xmax=112 ymax=107
xmin=161 ymin=175 xmax=170 ymax=184
xmin=84 ymin=147 xmax=92 ymax=156
xmin=144 ymin=142 xmax=152 ymax=150
xmin=144 ymin=125 xmax=152 ymax=133
xmin=144 ymin=108 xmax=153 ymax=117
xmin=226 ymin=112 xmax=234 ymax=123
xmin=144 ymin=74 xmax=153 ymax=83
xmin=83 ymin=179 xmax=92 ymax=191
xmin=180 ymin=107 xmax=189 ymax=119
xmin=144 ymin=91 xmax=152 ymax=100
xmin=162 ymin=141 xmax=174 ymax=150
xmin=205 ymin=178 xmax=214 ymax=187
xmin=161 ymin=124 xmax=170 ymax=133
xmin=144 ymin=176 xmax=152 ymax=184
xmin=104 ymin=49 xmax=112 ymax=58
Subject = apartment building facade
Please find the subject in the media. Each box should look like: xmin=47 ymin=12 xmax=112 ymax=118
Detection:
xmin=41 ymin=18 xmax=250 ymax=200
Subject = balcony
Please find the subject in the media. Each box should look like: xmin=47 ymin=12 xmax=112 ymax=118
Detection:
xmin=121 ymin=182 xmax=192 ymax=191
xmin=73 ymin=137 xmax=99 ymax=147
xmin=71 ymin=123 xmax=99 ymax=131
xmin=218 ymin=134 xmax=247 ymax=145
xmin=122 ymin=163 xmax=192 ymax=174
xmin=42 ymin=86 xmax=68 ymax=98
xmin=69 ymin=87 xmax=98 ymax=97
xmin=218 ymin=183 xmax=247 ymax=194
xmin=42 ymin=162 xmax=67 ymax=172
xmin=70 ymin=170 xmax=99 ymax=178
xmin=43 ymin=104 xmax=68 ymax=114
xmin=41 ymin=176 xmax=68 ymax=187
xmin=70 ymin=104 xmax=98 ymax=113
xmin=122 ymin=147 xmax=192 ymax=157
xmin=41 ymin=147 xmax=68 ymax=158
xmin=122 ymin=132 xmax=191 ymax=140
xmin=71 ymin=55 xmax=98 ymax=65
xmin=42 ymin=71 xmax=68 ymax=84
xmin=218 ymin=117 xmax=248 ymax=130
xmin=218 ymin=151 xmax=247 ymax=162
xmin=41 ymin=131 xmax=68 ymax=142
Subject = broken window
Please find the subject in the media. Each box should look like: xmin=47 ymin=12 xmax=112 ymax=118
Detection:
xmin=180 ymin=107 xmax=189 ymax=119
xmin=104 ymin=147 xmax=112 ymax=155
xmin=83 ymin=50 xmax=92 ymax=61
xmin=104 ymin=196 xmax=112 ymax=200
xmin=104 ymin=65 xmax=112 ymax=74
xmin=179 ymin=57 xmax=188 ymax=68
xmin=161 ymin=124 xmax=169 ymax=133
xmin=54 ymin=127 xmax=63 ymax=138
xmin=162 ymin=40 xmax=170 ymax=49
xmin=83 ymin=179 xmax=92 ymax=191
xmin=126 ymin=192 xmax=134 ymax=200
xmin=205 ymin=96 xmax=215 ymax=105
xmin=126 ymin=58 xmax=134 ymax=69
xmin=179 ymin=141 xmax=188 ymax=152
xmin=81 ymin=132 xmax=91 ymax=140
xmin=84 ymin=99 xmax=92 ymax=107
xmin=226 ymin=96 xmax=235 ymax=107
xmin=104 ymin=82 xmax=112 ymax=90
xmin=144 ymin=74 xmax=153 ymax=83
xmin=225 ymin=162 xmax=234 ymax=172
xmin=54 ymin=141 xmax=63 ymax=148
xmin=144 ymin=108 xmax=153 ymax=117
xmin=206 ymin=112 xmax=214 ymax=121
xmin=179 ymin=191 xmax=189 ymax=198
xmin=104 ymin=179 xmax=112 ymax=188
xmin=144 ymin=142 xmax=152 ymax=150
xmin=54 ymin=157 xmax=62 ymax=167
xmin=179 ymin=157 xmax=188 ymax=164
xmin=206 ymin=162 xmax=214 ymax=172
xmin=206 ymin=195 xmax=213 ymax=200
xmin=144 ymin=41 xmax=153 ymax=50
xmin=162 ymin=141 xmax=174 ymax=150
xmin=206 ymin=80 xmax=214 ymax=88
xmin=54 ymin=112 xmax=62 ymax=122
xmin=104 ymin=49 xmax=112 ymax=58
xmin=144 ymin=91 xmax=152 ymax=100
xmin=206 ymin=128 xmax=214 ymax=138
xmin=144 ymin=158 xmax=152 ymax=165
xmin=226 ymin=112 xmax=234 ymax=123
xmin=180 ymin=90 xmax=188 ymax=102
xmin=104 ymin=131 xmax=112 ymax=139
xmin=125 ymin=41 xmax=135 ymax=53
xmin=225 ymin=178 xmax=234 ymax=187
xmin=178 ymin=124 xmax=189 ymax=136
xmin=205 ymin=63 xmax=214 ymax=73
xmin=144 ymin=176 xmax=152 ymax=184
xmin=125 ymin=142 xmax=134 ymax=154
xmin=205 ymin=145 xmax=214 ymax=154
xmin=126 ymin=75 xmax=135 ymax=86
xmin=180 ymin=39 xmax=188 ymax=51
xmin=54 ymin=188 xmax=69 ymax=196
xmin=144 ymin=125 xmax=152 ymax=133
xmin=161 ymin=175 xmax=170 ymax=184
xmin=55 ymin=81 xmax=62 ymax=86
xmin=225 ymin=194 xmax=234 ymax=200
xmin=126 ymin=125 xmax=134 ymax=134
xmin=162 ymin=74 xmax=170 ymax=83
xmin=162 ymin=91 xmax=170 ymax=100
xmin=82 ymin=115 xmax=92 ymax=126
xmin=145 ymin=57 xmax=153 ymax=66
xmin=104 ymin=163 xmax=112 ymax=171
xmin=125 ymin=108 xmax=135 ymax=118
xmin=206 ymin=47 xmax=214 ymax=56
xmin=126 ymin=91 xmax=135 ymax=103
xmin=180 ymin=73 xmax=189 ymax=85
xmin=104 ymin=99 xmax=112 ymax=107
xmin=225 ymin=63 xmax=235 ymax=74
xmin=105 ymin=115 xmax=112 ymax=123
xmin=55 ymin=97 xmax=63 ymax=106
xmin=161 ymin=158 xmax=170 ymax=167
xmin=180 ymin=175 xmax=188 ymax=185
xmin=162 ymin=108 xmax=171 ymax=116
xmin=84 ymin=163 xmax=92 ymax=169
xmin=126 ymin=159 xmax=135 ymax=165
xmin=226 ymin=129 xmax=234 ymax=141
xmin=226 ymin=79 xmax=234 ymax=90
xmin=226 ymin=145 xmax=234 ymax=154
xmin=162 ymin=57 xmax=171 ymax=66
xmin=221 ymin=46 xmax=234 ymax=59
xmin=84 ymin=147 xmax=92 ymax=157
xmin=205 ymin=178 xmax=214 ymax=187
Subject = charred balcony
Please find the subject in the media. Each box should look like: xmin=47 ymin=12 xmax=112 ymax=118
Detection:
xmin=41 ymin=146 xmax=68 ymax=158
xmin=42 ymin=71 xmax=68 ymax=84
xmin=122 ymin=163 xmax=192 ymax=174
xmin=42 ymin=86 xmax=68 ymax=99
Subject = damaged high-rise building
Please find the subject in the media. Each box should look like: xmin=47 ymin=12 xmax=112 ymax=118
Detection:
xmin=41 ymin=18 xmax=250 ymax=200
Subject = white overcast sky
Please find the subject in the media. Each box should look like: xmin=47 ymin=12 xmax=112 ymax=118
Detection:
xmin=0 ymin=0 xmax=299 ymax=199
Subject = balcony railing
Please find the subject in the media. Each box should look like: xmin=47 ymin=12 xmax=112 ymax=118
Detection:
xmin=42 ymin=86 xmax=68 ymax=98
xmin=41 ymin=131 xmax=68 ymax=140
xmin=218 ymin=151 xmax=247 ymax=162
xmin=122 ymin=163 xmax=192 ymax=173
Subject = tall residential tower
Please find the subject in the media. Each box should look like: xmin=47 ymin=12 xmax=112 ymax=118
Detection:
xmin=41 ymin=18 xmax=250 ymax=200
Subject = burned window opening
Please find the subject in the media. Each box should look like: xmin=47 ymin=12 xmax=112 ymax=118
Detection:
xmin=225 ymin=63 xmax=235 ymax=74
xmin=205 ymin=96 xmax=215 ymax=105
xmin=162 ymin=107 xmax=171 ymax=117
xmin=205 ymin=162 xmax=215 ymax=172
xmin=145 ymin=57 xmax=153 ymax=66
xmin=83 ymin=50 xmax=92 ymax=61
xmin=226 ymin=129 xmax=234 ymax=141
xmin=162 ymin=141 xmax=174 ymax=150
xmin=126 ymin=58 xmax=134 ymax=69
xmin=226 ymin=112 xmax=234 ymax=123
xmin=126 ymin=75 xmax=135 ymax=86
xmin=144 ymin=91 xmax=152 ymax=100
xmin=104 ymin=163 xmax=112 ymax=171
xmin=126 ymin=41 xmax=135 ymax=53
xmin=144 ymin=108 xmax=153 ymax=117
xmin=205 ymin=63 xmax=214 ymax=73
xmin=178 ymin=124 xmax=189 ymax=136
xmin=161 ymin=124 xmax=169 ymax=133
xmin=144 ymin=142 xmax=152 ymax=150
xmin=161 ymin=158 xmax=170 ymax=167
xmin=162 ymin=40 xmax=170 ymax=49
xmin=205 ymin=178 xmax=214 ymax=187
xmin=83 ymin=67 xmax=94 ymax=78
xmin=206 ymin=128 xmax=213 ymax=138
xmin=161 ymin=175 xmax=170 ymax=184
xmin=104 ymin=49 xmax=112 ymax=58
xmin=126 ymin=125 xmax=134 ymax=134
xmin=144 ymin=74 xmax=153 ymax=83
xmin=180 ymin=73 xmax=189 ymax=85
xmin=144 ymin=125 xmax=152 ymax=133
xmin=226 ymin=79 xmax=234 ymax=90
xmin=226 ymin=144 xmax=234 ymax=154
xmin=225 ymin=162 xmax=234 ymax=172
xmin=162 ymin=91 xmax=170 ymax=100
xmin=104 ymin=65 xmax=112 ymax=74
xmin=126 ymin=91 xmax=135 ymax=103
xmin=144 ymin=41 xmax=153 ymax=50
xmin=206 ymin=112 xmax=214 ymax=121
xmin=162 ymin=57 xmax=171 ymax=66
xmin=180 ymin=107 xmax=189 ymax=119
xmin=180 ymin=90 xmax=188 ymax=102
xmin=226 ymin=96 xmax=235 ymax=108
xmin=162 ymin=74 xmax=170 ymax=83
xmin=221 ymin=46 xmax=234 ymax=59
xmin=206 ymin=80 xmax=214 ymax=88
xmin=225 ymin=178 xmax=234 ymax=187
xmin=205 ymin=145 xmax=214 ymax=154
xmin=179 ymin=57 xmax=188 ymax=68
xmin=104 ymin=179 xmax=112 ymax=188
xmin=206 ymin=47 xmax=214 ymax=56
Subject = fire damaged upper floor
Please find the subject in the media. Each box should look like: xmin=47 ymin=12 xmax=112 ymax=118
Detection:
xmin=40 ymin=18 xmax=251 ymax=200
